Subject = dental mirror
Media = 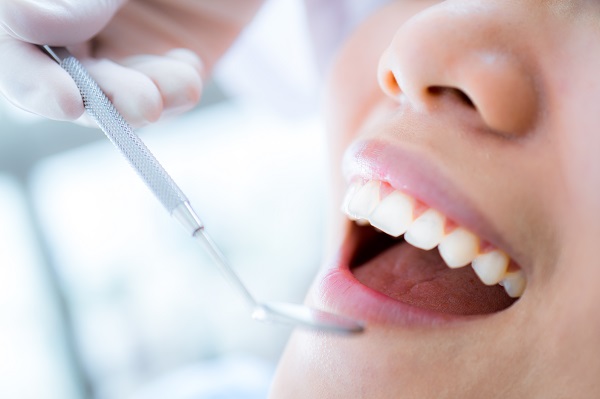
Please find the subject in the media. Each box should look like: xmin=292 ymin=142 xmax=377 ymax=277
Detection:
xmin=197 ymin=230 xmax=364 ymax=333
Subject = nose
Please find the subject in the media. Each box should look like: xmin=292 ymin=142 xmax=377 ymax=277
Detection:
xmin=378 ymin=3 xmax=539 ymax=136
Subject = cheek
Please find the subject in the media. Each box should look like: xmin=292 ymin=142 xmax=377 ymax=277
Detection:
xmin=542 ymin=247 xmax=600 ymax=393
xmin=553 ymin=119 xmax=600 ymax=380
xmin=542 ymin=50 xmax=600 ymax=390
xmin=548 ymin=28 xmax=600 ymax=228
xmin=552 ymin=71 xmax=600 ymax=266
xmin=562 ymin=124 xmax=600 ymax=226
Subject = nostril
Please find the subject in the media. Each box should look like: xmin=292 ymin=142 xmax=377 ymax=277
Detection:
xmin=428 ymin=86 xmax=476 ymax=109
xmin=384 ymin=71 xmax=401 ymax=96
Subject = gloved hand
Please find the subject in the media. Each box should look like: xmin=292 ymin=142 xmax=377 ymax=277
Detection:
xmin=0 ymin=0 xmax=263 ymax=127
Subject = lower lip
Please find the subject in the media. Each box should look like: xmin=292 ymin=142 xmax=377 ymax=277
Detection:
xmin=313 ymin=231 xmax=487 ymax=328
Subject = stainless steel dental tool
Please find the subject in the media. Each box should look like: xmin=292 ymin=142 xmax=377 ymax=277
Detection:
xmin=40 ymin=45 xmax=363 ymax=334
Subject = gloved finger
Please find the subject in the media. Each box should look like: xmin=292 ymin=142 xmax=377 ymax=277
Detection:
xmin=120 ymin=49 xmax=204 ymax=119
xmin=0 ymin=35 xmax=85 ymax=120
xmin=163 ymin=48 xmax=205 ymax=76
xmin=0 ymin=34 xmax=163 ymax=126
xmin=81 ymin=57 xmax=164 ymax=127
xmin=0 ymin=0 xmax=126 ymax=45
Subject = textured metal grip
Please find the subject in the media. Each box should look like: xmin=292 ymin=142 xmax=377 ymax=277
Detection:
xmin=60 ymin=56 xmax=188 ymax=213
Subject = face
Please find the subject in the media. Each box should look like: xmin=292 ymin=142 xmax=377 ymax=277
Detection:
xmin=270 ymin=0 xmax=600 ymax=397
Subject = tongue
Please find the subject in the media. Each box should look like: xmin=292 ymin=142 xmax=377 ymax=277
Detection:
xmin=352 ymin=241 xmax=515 ymax=315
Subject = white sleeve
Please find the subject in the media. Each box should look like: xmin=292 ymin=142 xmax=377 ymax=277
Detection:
xmin=304 ymin=0 xmax=394 ymax=73
xmin=214 ymin=0 xmax=393 ymax=117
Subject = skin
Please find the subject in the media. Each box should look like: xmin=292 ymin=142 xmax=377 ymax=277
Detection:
xmin=270 ymin=0 xmax=600 ymax=398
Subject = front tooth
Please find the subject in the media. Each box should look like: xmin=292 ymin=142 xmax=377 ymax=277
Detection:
xmin=471 ymin=249 xmax=509 ymax=285
xmin=501 ymin=270 xmax=526 ymax=298
xmin=404 ymin=209 xmax=445 ymax=250
xmin=438 ymin=227 xmax=479 ymax=268
xmin=368 ymin=191 xmax=415 ymax=237
xmin=346 ymin=180 xmax=381 ymax=220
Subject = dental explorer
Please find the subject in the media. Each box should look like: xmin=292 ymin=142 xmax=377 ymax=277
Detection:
xmin=40 ymin=45 xmax=364 ymax=334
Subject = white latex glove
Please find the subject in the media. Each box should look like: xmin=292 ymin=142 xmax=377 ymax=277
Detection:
xmin=0 ymin=0 xmax=263 ymax=127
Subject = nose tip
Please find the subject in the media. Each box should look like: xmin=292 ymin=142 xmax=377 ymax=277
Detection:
xmin=377 ymin=6 xmax=538 ymax=136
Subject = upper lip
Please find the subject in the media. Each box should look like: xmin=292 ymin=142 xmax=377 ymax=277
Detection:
xmin=342 ymin=137 xmax=517 ymax=263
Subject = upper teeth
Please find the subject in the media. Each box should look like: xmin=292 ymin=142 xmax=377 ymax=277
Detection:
xmin=342 ymin=179 xmax=526 ymax=298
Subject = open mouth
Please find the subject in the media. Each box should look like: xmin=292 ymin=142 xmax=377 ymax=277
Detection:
xmin=341 ymin=179 xmax=525 ymax=316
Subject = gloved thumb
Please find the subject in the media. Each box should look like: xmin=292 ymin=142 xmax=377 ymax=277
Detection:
xmin=0 ymin=0 xmax=126 ymax=45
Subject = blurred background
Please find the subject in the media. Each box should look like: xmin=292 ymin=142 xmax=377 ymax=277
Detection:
xmin=0 ymin=1 xmax=329 ymax=398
